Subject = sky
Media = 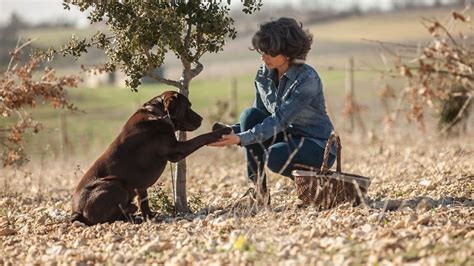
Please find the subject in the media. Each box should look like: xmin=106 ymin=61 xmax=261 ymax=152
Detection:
xmin=0 ymin=0 xmax=455 ymax=27
xmin=0 ymin=0 xmax=90 ymax=27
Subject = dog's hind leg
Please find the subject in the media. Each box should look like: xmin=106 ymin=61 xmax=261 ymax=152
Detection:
xmin=70 ymin=212 xmax=93 ymax=226
xmin=136 ymin=189 xmax=153 ymax=220
xmin=82 ymin=179 xmax=135 ymax=225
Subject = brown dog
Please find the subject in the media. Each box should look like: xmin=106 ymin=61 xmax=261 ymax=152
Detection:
xmin=71 ymin=91 xmax=231 ymax=225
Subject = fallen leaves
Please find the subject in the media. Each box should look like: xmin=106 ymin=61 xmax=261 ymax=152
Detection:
xmin=0 ymin=135 xmax=473 ymax=264
xmin=0 ymin=227 xmax=16 ymax=236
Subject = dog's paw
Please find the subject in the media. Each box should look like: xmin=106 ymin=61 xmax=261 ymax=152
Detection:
xmin=214 ymin=126 xmax=232 ymax=136
xmin=212 ymin=122 xmax=230 ymax=131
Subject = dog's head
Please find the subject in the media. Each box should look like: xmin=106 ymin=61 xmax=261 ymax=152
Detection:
xmin=144 ymin=91 xmax=203 ymax=131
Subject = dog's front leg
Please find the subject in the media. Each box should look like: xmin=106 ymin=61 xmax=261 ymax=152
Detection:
xmin=168 ymin=127 xmax=231 ymax=162
xmin=136 ymin=189 xmax=153 ymax=220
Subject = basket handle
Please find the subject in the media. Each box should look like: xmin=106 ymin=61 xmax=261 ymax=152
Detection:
xmin=320 ymin=132 xmax=342 ymax=173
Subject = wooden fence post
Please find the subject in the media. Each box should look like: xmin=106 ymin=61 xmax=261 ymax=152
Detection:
xmin=343 ymin=57 xmax=367 ymax=135
xmin=345 ymin=56 xmax=355 ymax=133
xmin=229 ymin=78 xmax=238 ymax=120
xmin=59 ymin=113 xmax=69 ymax=161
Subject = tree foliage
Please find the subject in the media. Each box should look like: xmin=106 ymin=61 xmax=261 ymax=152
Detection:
xmin=59 ymin=0 xmax=261 ymax=90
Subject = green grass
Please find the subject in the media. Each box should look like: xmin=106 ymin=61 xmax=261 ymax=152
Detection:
xmin=2 ymin=68 xmax=383 ymax=160
xmin=2 ymin=74 xmax=260 ymax=160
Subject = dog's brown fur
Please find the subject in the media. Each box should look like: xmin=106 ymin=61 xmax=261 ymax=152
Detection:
xmin=71 ymin=91 xmax=231 ymax=225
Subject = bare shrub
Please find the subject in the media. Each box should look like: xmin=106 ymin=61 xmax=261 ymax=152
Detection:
xmin=380 ymin=9 xmax=473 ymax=134
xmin=0 ymin=39 xmax=80 ymax=166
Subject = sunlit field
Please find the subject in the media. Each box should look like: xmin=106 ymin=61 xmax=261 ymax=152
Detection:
xmin=1 ymin=131 xmax=473 ymax=264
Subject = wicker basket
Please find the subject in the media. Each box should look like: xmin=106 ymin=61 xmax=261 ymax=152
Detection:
xmin=292 ymin=133 xmax=371 ymax=210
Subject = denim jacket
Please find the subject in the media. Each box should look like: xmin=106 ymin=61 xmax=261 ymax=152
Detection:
xmin=234 ymin=63 xmax=336 ymax=155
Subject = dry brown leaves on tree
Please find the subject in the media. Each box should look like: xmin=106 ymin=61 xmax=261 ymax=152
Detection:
xmin=0 ymin=39 xmax=81 ymax=166
xmin=381 ymin=9 xmax=473 ymax=134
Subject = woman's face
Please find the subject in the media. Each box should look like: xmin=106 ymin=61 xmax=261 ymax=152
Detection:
xmin=260 ymin=53 xmax=288 ymax=70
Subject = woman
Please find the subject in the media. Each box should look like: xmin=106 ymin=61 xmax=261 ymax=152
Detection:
xmin=210 ymin=17 xmax=336 ymax=204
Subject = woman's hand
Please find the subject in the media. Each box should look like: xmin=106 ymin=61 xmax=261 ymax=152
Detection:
xmin=208 ymin=133 xmax=240 ymax=147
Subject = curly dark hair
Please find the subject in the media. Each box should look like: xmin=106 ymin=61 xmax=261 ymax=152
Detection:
xmin=251 ymin=17 xmax=313 ymax=65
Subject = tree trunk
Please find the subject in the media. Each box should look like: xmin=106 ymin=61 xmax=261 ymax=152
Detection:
xmin=174 ymin=131 xmax=189 ymax=213
xmin=173 ymin=56 xmax=201 ymax=213
xmin=174 ymin=84 xmax=190 ymax=213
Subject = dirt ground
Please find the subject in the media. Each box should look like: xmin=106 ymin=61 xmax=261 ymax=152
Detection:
xmin=0 ymin=132 xmax=473 ymax=265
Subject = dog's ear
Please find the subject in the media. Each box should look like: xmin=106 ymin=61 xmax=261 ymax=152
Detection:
xmin=163 ymin=92 xmax=179 ymax=117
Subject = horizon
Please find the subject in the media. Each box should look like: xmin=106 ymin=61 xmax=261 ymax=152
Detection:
xmin=0 ymin=0 xmax=454 ymax=28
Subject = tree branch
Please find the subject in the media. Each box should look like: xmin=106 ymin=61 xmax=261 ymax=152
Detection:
xmin=193 ymin=29 xmax=205 ymax=60
xmin=362 ymin=38 xmax=420 ymax=50
xmin=190 ymin=61 xmax=203 ymax=78
xmin=402 ymin=66 xmax=474 ymax=81
xmin=147 ymin=71 xmax=182 ymax=88
xmin=141 ymin=45 xmax=181 ymax=89
xmin=421 ymin=19 xmax=458 ymax=47
xmin=88 ymin=35 xmax=115 ymax=47
xmin=7 ymin=38 xmax=39 ymax=72
xmin=181 ymin=20 xmax=203 ymax=80
xmin=180 ymin=56 xmax=192 ymax=84
xmin=428 ymin=69 xmax=473 ymax=81
xmin=439 ymin=93 xmax=472 ymax=134
xmin=184 ymin=19 xmax=193 ymax=52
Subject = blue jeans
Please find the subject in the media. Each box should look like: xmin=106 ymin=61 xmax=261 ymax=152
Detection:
xmin=239 ymin=108 xmax=335 ymax=183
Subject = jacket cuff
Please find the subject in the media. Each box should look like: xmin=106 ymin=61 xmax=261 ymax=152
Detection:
xmin=237 ymin=131 xmax=255 ymax=146
xmin=231 ymin=124 xmax=241 ymax=134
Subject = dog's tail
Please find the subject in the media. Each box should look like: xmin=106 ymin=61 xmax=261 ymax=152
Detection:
xmin=70 ymin=212 xmax=92 ymax=226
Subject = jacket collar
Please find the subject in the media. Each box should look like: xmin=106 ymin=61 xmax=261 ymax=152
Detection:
xmin=284 ymin=64 xmax=301 ymax=81
xmin=266 ymin=64 xmax=302 ymax=82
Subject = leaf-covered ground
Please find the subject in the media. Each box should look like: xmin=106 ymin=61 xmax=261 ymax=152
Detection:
xmin=1 ymin=133 xmax=473 ymax=265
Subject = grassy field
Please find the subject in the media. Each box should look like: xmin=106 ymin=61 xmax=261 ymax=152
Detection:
xmin=308 ymin=7 xmax=474 ymax=44
xmin=5 ymin=67 xmax=385 ymax=161
xmin=4 ymin=73 xmax=259 ymax=160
